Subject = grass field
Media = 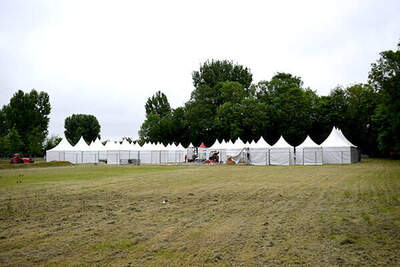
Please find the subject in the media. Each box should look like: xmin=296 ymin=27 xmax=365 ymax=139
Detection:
xmin=0 ymin=159 xmax=399 ymax=266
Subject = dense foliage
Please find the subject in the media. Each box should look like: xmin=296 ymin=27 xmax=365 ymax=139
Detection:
xmin=139 ymin=45 xmax=400 ymax=157
xmin=0 ymin=89 xmax=51 ymax=156
xmin=64 ymin=114 xmax=101 ymax=145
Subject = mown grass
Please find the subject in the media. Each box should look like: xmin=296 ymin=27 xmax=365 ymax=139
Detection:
xmin=0 ymin=159 xmax=399 ymax=266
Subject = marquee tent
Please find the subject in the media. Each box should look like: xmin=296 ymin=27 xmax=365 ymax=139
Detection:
xmin=295 ymin=136 xmax=322 ymax=165
xmin=198 ymin=142 xmax=208 ymax=160
xmin=270 ymin=136 xmax=294 ymax=165
xmin=248 ymin=137 xmax=271 ymax=165
xmin=104 ymin=141 xmax=123 ymax=164
xmin=46 ymin=138 xmax=74 ymax=162
xmin=89 ymin=138 xmax=107 ymax=162
xmin=320 ymin=127 xmax=359 ymax=164
xmin=65 ymin=137 xmax=90 ymax=164
xmin=225 ymin=138 xmax=247 ymax=163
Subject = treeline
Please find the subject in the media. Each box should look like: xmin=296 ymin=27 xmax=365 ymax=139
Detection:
xmin=0 ymin=90 xmax=51 ymax=156
xmin=0 ymin=90 xmax=102 ymax=157
xmin=139 ymin=43 xmax=400 ymax=157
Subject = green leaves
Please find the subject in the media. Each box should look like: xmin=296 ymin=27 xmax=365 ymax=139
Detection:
xmin=0 ymin=89 xmax=51 ymax=156
xmin=64 ymin=114 xmax=101 ymax=145
xmin=368 ymin=43 xmax=400 ymax=156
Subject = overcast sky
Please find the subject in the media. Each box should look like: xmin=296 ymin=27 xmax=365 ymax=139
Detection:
xmin=1 ymin=0 xmax=399 ymax=141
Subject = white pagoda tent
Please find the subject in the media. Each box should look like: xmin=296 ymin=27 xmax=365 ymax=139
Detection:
xmin=295 ymin=136 xmax=322 ymax=165
xmin=248 ymin=136 xmax=271 ymax=165
xmin=66 ymin=137 xmax=90 ymax=164
xmin=105 ymin=141 xmax=122 ymax=165
xmin=270 ymin=136 xmax=295 ymax=165
xmin=46 ymin=138 xmax=74 ymax=162
xmin=320 ymin=127 xmax=359 ymax=164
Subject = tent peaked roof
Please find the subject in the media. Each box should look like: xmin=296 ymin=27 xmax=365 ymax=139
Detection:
xmin=338 ymin=129 xmax=356 ymax=147
xmin=176 ymin=143 xmax=185 ymax=150
xmin=210 ymin=139 xmax=221 ymax=149
xmin=272 ymin=136 xmax=293 ymax=148
xmin=48 ymin=138 xmax=73 ymax=151
xmin=297 ymin=135 xmax=320 ymax=148
xmin=72 ymin=137 xmax=90 ymax=151
xmin=321 ymin=127 xmax=356 ymax=147
xmin=90 ymin=138 xmax=106 ymax=151
xmin=232 ymin=137 xmax=246 ymax=149
xmin=199 ymin=142 xmax=207 ymax=148
xmin=255 ymin=136 xmax=271 ymax=148
xmin=106 ymin=140 xmax=121 ymax=150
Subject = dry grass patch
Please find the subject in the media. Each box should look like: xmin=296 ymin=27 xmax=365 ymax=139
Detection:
xmin=0 ymin=159 xmax=399 ymax=266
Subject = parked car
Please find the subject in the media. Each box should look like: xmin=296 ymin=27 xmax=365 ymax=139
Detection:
xmin=10 ymin=153 xmax=34 ymax=164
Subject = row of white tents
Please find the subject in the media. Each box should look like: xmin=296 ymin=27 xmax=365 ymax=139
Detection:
xmin=46 ymin=127 xmax=360 ymax=165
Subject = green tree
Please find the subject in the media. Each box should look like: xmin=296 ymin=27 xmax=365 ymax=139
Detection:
xmin=145 ymin=91 xmax=171 ymax=117
xmin=255 ymin=73 xmax=317 ymax=145
xmin=64 ymin=114 xmax=101 ymax=145
xmin=192 ymin=59 xmax=253 ymax=90
xmin=343 ymin=84 xmax=379 ymax=155
xmin=2 ymin=89 xmax=51 ymax=155
xmin=369 ymin=42 xmax=400 ymax=156
xmin=7 ymin=127 xmax=24 ymax=154
xmin=140 ymin=91 xmax=174 ymax=144
xmin=43 ymin=135 xmax=62 ymax=151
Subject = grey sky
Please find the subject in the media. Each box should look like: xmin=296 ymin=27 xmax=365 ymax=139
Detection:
xmin=1 ymin=0 xmax=399 ymax=141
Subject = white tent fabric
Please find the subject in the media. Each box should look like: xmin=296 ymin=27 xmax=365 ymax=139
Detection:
xmin=105 ymin=141 xmax=123 ymax=165
xmin=66 ymin=137 xmax=90 ymax=164
xmin=225 ymin=138 xmax=247 ymax=163
xmin=89 ymin=138 xmax=107 ymax=161
xmin=46 ymin=138 xmax=74 ymax=162
xmin=321 ymin=127 xmax=359 ymax=164
xmin=248 ymin=137 xmax=271 ymax=165
xmin=45 ymin=129 xmax=359 ymax=165
xmin=270 ymin=136 xmax=294 ymax=165
xmin=295 ymin=136 xmax=322 ymax=165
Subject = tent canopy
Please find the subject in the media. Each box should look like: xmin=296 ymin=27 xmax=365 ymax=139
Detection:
xmin=72 ymin=137 xmax=90 ymax=151
xmin=321 ymin=127 xmax=356 ymax=147
xmin=272 ymin=136 xmax=293 ymax=148
xmin=297 ymin=136 xmax=320 ymax=148
xmin=48 ymin=138 xmax=73 ymax=151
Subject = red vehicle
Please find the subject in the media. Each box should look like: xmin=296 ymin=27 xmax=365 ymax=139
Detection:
xmin=10 ymin=153 xmax=34 ymax=164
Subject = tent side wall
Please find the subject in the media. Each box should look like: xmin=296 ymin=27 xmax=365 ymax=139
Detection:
xmin=46 ymin=151 xmax=62 ymax=162
xmin=64 ymin=151 xmax=82 ymax=164
xmin=106 ymin=150 xmax=120 ymax=165
xmin=270 ymin=148 xmax=294 ymax=165
xmin=322 ymin=147 xmax=352 ymax=164
xmin=248 ymin=148 xmax=270 ymax=165
xmin=295 ymin=147 xmax=323 ymax=165
xmin=82 ymin=151 xmax=99 ymax=163
xmin=351 ymin=147 xmax=360 ymax=163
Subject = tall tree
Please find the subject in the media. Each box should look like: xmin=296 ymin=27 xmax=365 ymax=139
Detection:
xmin=1 ymin=89 xmax=51 ymax=155
xmin=184 ymin=61 xmax=254 ymax=145
xmin=145 ymin=91 xmax=171 ymax=117
xmin=255 ymin=73 xmax=316 ymax=145
xmin=343 ymin=84 xmax=379 ymax=155
xmin=192 ymin=59 xmax=253 ymax=90
xmin=139 ymin=91 xmax=174 ymax=144
xmin=64 ymin=114 xmax=101 ymax=145
xmin=369 ymin=42 xmax=400 ymax=156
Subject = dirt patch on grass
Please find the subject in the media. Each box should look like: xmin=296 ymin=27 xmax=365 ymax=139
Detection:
xmin=0 ymin=161 xmax=72 ymax=170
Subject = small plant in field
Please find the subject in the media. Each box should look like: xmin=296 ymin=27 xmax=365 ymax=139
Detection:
xmin=361 ymin=212 xmax=371 ymax=224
